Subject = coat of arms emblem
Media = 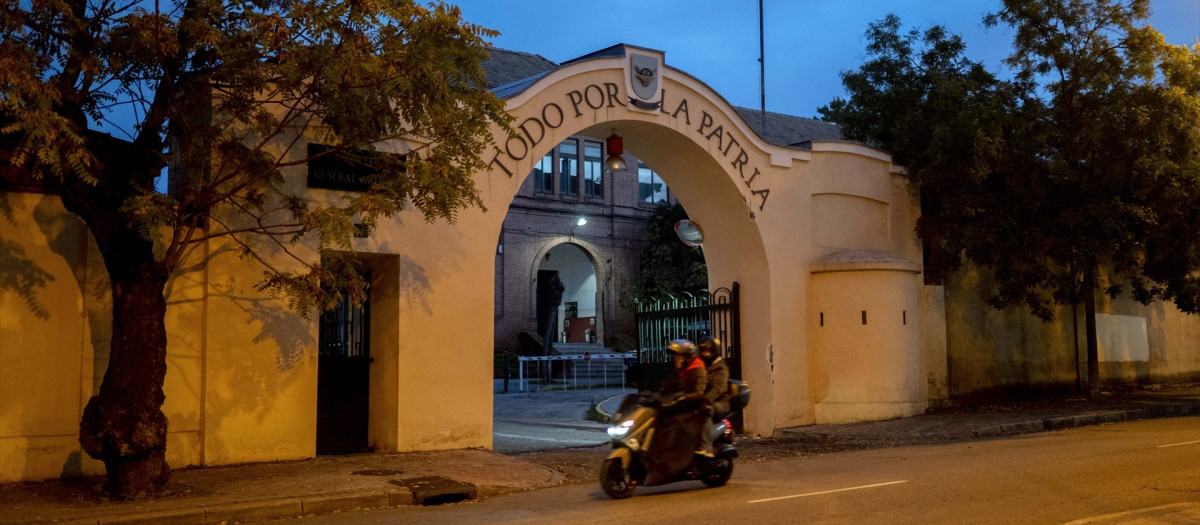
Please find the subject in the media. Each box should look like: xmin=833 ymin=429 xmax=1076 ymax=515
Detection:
xmin=629 ymin=52 xmax=662 ymax=110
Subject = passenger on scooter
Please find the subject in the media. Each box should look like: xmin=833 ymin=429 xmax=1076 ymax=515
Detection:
xmin=697 ymin=336 xmax=730 ymax=457
xmin=657 ymin=339 xmax=709 ymax=459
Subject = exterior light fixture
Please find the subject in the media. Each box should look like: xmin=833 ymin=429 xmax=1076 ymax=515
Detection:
xmin=570 ymin=217 xmax=587 ymax=237
xmin=605 ymin=133 xmax=627 ymax=171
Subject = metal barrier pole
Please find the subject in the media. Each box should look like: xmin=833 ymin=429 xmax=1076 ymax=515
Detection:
xmin=518 ymin=357 xmax=525 ymax=393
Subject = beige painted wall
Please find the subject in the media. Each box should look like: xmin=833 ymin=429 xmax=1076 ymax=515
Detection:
xmin=944 ymin=266 xmax=1200 ymax=398
xmin=920 ymin=285 xmax=950 ymax=405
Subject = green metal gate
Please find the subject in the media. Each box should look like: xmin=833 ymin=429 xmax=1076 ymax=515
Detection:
xmin=635 ymin=282 xmax=741 ymax=379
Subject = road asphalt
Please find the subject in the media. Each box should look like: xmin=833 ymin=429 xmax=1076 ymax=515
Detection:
xmin=0 ymin=384 xmax=1197 ymax=525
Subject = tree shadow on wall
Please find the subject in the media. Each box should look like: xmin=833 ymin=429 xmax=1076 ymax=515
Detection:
xmin=211 ymin=282 xmax=315 ymax=373
xmin=199 ymin=282 xmax=316 ymax=463
xmin=396 ymin=254 xmax=432 ymax=316
xmin=0 ymin=238 xmax=54 ymax=320
xmin=0 ymin=190 xmax=57 ymax=320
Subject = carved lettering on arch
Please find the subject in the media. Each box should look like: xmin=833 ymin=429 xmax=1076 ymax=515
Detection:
xmin=488 ymin=81 xmax=771 ymax=211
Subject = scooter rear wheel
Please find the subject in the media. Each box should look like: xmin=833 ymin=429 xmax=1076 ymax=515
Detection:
xmin=701 ymin=457 xmax=733 ymax=488
xmin=599 ymin=458 xmax=635 ymax=499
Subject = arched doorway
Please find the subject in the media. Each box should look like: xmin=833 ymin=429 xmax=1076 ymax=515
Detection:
xmin=538 ymin=242 xmax=597 ymax=346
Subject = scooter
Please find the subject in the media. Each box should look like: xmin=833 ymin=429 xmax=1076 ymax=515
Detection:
xmin=599 ymin=380 xmax=750 ymax=499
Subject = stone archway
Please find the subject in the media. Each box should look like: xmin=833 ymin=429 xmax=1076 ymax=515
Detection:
xmin=372 ymin=44 xmax=922 ymax=451
xmin=476 ymin=47 xmax=793 ymax=437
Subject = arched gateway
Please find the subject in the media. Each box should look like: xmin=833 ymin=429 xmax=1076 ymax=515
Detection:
xmin=471 ymin=44 xmax=927 ymax=439
xmin=0 ymin=43 xmax=931 ymax=482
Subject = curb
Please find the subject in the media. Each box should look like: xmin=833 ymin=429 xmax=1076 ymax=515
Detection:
xmin=780 ymin=401 xmax=1200 ymax=442
xmin=981 ymin=403 xmax=1198 ymax=438
xmin=17 ymin=487 xmax=427 ymax=525
xmin=593 ymin=394 xmax=629 ymax=423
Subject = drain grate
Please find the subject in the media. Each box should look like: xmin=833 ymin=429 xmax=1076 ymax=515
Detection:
xmin=389 ymin=476 xmax=477 ymax=505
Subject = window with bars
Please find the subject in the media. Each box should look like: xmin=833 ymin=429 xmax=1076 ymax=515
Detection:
xmin=318 ymin=276 xmax=371 ymax=358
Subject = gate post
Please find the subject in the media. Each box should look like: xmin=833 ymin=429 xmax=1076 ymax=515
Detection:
xmin=731 ymin=281 xmax=741 ymax=379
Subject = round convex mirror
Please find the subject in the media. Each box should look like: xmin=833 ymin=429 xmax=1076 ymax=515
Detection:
xmin=674 ymin=219 xmax=704 ymax=247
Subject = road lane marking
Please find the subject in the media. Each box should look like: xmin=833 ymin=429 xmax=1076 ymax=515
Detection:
xmin=1156 ymin=440 xmax=1200 ymax=448
xmin=748 ymin=480 xmax=909 ymax=504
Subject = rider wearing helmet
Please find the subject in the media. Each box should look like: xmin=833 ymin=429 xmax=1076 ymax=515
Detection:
xmin=662 ymin=339 xmax=708 ymax=408
xmin=696 ymin=336 xmax=730 ymax=457
xmin=659 ymin=339 xmax=709 ymax=458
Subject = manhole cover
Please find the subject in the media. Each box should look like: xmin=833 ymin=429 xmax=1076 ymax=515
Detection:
xmin=389 ymin=476 xmax=477 ymax=505
xmin=351 ymin=469 xmax=405 ymax=476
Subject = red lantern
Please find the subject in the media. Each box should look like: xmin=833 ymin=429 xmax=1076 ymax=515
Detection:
xmin=605 ymin=133 xmax=626 ymax=171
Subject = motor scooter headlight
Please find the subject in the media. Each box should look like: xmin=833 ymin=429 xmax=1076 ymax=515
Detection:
xmin=607 ymin=420 xmax=634 ymax=438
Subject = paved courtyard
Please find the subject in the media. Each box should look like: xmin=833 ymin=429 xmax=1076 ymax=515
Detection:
xmin=492 ymin=384 xmax=633 ymax=454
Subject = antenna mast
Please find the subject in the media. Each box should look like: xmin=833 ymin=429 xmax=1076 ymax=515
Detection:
xmin=759 ymin=0 xmax=766 ymax=133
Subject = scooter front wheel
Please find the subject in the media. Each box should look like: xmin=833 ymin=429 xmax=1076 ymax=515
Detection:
xmin=599 ymin=458 xmax=635 ymax=499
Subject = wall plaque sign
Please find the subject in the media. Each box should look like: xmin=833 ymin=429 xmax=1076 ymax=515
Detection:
xmin=307 ymin=143 xmax=401 ymax=192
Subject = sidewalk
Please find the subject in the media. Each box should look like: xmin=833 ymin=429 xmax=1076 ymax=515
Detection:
xmin=1 ymin=385 xmax=1197 ymax=525
xmin=775 ymin=385 xmax=1200 ymax=444
xmin=0 ymin=448 xmax=565 ymax=525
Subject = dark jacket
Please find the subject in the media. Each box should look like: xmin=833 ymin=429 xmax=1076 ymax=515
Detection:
xmin=702 ymin=356 xmax=731 ymax=416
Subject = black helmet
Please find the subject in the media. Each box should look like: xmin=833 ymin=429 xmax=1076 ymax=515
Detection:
xmin=697 ymin=336 xmax=720 ymax=360
xmin=666 ymin=339 xmax=697 ymax=358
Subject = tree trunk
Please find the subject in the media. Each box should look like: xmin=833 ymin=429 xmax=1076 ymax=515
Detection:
xmin=52 ymin=132 xmax=176 ymax=499
xmin=1083 ymin=269 xmax=1101 ymax=402
xmin=75 ymin=224 xmax=171 ymax=499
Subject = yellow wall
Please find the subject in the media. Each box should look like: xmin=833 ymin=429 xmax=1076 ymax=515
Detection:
xmin=0 ymin=192 xmax=205 ymax=481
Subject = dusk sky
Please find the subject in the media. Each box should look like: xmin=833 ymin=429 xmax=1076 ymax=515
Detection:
xmin=455 ymin=0 xmax=1200 ymax=119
